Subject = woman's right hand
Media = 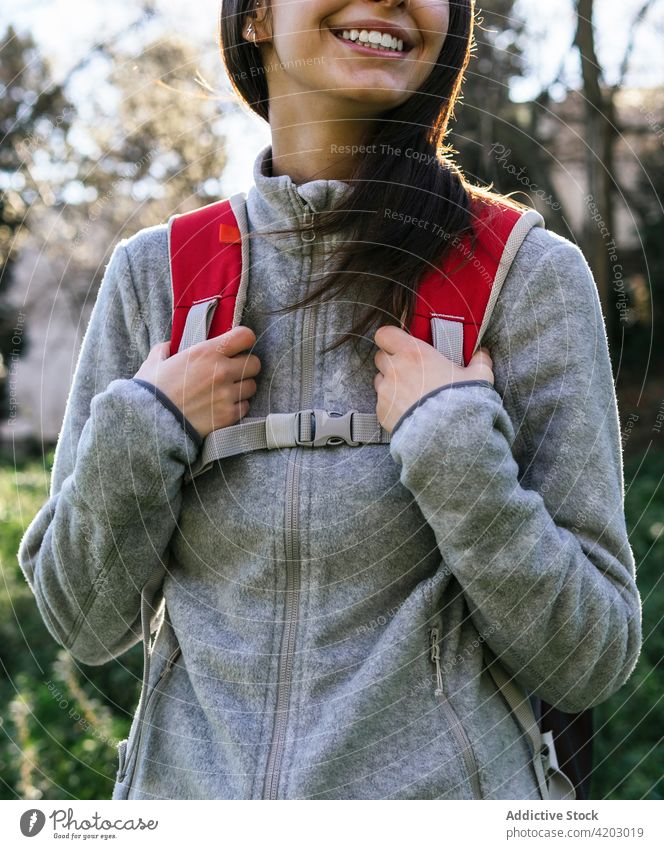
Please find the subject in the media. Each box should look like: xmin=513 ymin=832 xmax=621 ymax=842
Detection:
xmin=133 ymin=326 xmax=261 ymax=439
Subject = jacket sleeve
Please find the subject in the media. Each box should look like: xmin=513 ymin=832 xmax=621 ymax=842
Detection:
xmin=388 ymin=236 xmax=642 ymax=713
xmin=16 ymin=240 xmax=202 ymax=666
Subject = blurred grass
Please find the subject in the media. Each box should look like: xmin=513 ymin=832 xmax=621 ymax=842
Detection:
xmin=0 ymin=447 xmax=662 ymax=799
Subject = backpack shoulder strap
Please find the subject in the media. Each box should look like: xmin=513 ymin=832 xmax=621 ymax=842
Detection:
xmin=408 ymin=198 xmax=544 ymax=363
xmin=173 ymin=196 xmax=546 ymax=481
xmin=483 ymin=648 xmax=577 ymax=800
xmin=168 ymin=194 xmax=246 ymax=357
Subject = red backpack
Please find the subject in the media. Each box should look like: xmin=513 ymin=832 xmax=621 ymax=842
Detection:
xmin=166 ymin=192 xmax=591 ymax=800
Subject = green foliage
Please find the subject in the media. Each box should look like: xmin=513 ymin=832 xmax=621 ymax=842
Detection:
xmin=1 ymin=447 xmax=662 ymax=799
xmin=0 ymin=450 xmax=143 ymax=800
xmin=591 ymin=449 xmax=664 ymax=800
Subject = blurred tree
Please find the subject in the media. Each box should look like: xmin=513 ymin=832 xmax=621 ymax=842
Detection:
xmin=34 ymin=33 xmax=230 ymax=319
xmin=617 ymin=90 xmax=664 ymax=372
xmin=572 ymin=0 xmax=657 ymax=344
xmin=450 ymin=0 xmax=572 ymax=237
xmin=452 ymin=0 xmax=659 ymax=354
xmin=573 ymin=0 xmax=613 ymax=321
xmin=3 ymin=26 xmax=231 ymax=439
xmin=1 ymin=5 xmax=159 ymax=428
xmin=87 ymin=34 xmax=229 ymax=217
xmin=0 ymin=24 xmax=74 ymax=422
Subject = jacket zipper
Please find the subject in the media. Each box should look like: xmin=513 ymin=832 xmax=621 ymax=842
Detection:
xmin=262 ymin=191 xmax=317 ymax=799
xmin=429 ymin=626 xmax=483 ymax=799
xmin=120 ymin=645 xmax=182 ymax=785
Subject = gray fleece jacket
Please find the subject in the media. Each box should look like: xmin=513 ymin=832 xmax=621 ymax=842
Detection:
xmin=17 ymin=143 xmax=642 ymax=800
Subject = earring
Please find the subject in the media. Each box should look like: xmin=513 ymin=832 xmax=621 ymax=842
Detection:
xmin=246 ymin=22 xmax=257 ymax=45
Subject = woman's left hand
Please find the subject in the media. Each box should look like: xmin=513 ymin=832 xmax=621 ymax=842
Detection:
xmin=373 ymin=324 xmax=494 ymax=434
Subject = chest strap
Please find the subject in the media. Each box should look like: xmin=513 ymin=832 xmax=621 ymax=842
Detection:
xmin=179 ymin=298 xmax=390 ymax=483
xmin=188 ymin=408 xmax=391 ymax=481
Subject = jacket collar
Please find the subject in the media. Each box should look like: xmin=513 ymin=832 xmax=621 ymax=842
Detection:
xmin=246 ymin=143 xmax=353 ymax=247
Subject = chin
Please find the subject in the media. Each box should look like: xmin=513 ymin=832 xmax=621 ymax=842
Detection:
xmin=334 ymin=82 xmax=408 ymax=111
xmin=344 ymin=89 xmax=408 ymax=112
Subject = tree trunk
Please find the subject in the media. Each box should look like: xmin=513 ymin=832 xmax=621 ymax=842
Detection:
xmin=574 ymin=0 xmax=616 ymax=344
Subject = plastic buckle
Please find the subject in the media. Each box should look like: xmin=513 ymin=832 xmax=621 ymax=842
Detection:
xmin=296 ymin=409 xmax=361 ymax=447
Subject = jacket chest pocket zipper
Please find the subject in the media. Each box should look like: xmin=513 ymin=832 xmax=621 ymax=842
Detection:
xmin=118 ymin=645 xmax=182 ymax=787
xmin=117 ymin=738 xmax=128 ymax=780
xmin=429 ymin=626 xmax=483 ymax=799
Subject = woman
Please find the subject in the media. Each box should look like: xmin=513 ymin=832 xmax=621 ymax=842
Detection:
xmin=18 ymin=0 xmax=642 ymax=800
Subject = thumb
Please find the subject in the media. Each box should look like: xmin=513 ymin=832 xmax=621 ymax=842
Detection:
xmin=148 ymin=341 xmax=172 ymax=362
xmin=471 ymin=346 xmax=492 ymax=362
xmin=468 ymin=346 xmax=494 ymax=384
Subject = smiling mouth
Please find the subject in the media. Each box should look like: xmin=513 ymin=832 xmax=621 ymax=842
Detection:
xmin=329 ymin=27 xmax=413 ymax=56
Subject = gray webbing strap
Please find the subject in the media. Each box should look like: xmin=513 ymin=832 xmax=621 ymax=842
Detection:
xmin=120 ymin=563 xmax=164 ymax=787
xmin=178 ymin=297 xmax=220 ymax=352
xmin=431 ymin=316 xmax=465 ymax=367
xmin=485 ymin=652 xmax=576 ymax=800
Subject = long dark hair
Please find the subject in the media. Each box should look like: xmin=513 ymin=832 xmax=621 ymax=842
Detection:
xmin=219 ymin=0 xmax=495 ymax=355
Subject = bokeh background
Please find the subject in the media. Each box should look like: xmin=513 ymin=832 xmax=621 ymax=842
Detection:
xmin=1 ymin=0 xmax=663 ymax=800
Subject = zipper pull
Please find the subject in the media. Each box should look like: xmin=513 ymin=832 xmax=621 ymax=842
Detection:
xmin=429 ymin=627 xmax=444 ymax=696
xmin=159 ymin=646 xmax=181 ymax=680
xmin=301 ymin=209 xmax=316 ymax=243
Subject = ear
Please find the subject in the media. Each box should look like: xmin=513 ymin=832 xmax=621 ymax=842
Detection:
xmin=243 ymin=0 xmax=270 ymax=42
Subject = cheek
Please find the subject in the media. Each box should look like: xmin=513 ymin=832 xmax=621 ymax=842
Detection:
xmin=418 ymin=0 xmax=450 ymax=56
xmin=270 ymin=0 xmax=334 ymax=58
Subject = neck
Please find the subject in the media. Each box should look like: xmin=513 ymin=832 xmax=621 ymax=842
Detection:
xmin=268 ymin=98 xmax=378 ymax=184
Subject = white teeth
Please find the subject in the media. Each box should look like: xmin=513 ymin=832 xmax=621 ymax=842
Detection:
xmin=338 ymin=28 xmax=405 ymax=53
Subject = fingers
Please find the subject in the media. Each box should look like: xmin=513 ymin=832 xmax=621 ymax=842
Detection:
xmin=209 ymin=326 xmax=262 ymax=380
xmin=373 ymin=323 xmax=412 ymax=355
xmin=234 ymin=377 xmax=257 ymax=402
xmin=227 ymin=352 xmax=262 ymax=382
xmin=180 ymin=326 xmax=261 ymax=381
xmin=213 ymin=325 xmax=257 ymax=357
xmin=235 ymin=398 xmax=251 ymax=420
xmin=373 ymin=348 xmax=392 ymax=375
